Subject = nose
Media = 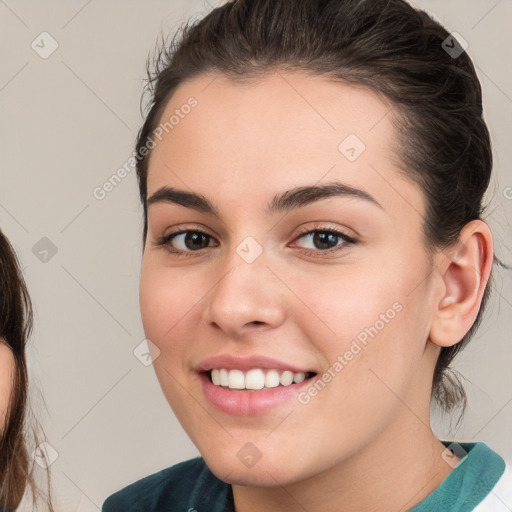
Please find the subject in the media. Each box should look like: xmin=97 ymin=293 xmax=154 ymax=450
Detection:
xmin=203 ymin=246 xmax=287 ymax=340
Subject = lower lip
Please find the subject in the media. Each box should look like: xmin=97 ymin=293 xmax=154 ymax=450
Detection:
xmin=198 ymin=372 xmax=315 ymax=416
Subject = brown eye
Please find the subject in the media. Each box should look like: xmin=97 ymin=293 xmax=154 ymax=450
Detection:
xmin=155 ymin=229 xmax=218 ymax=257
xmin=171 ymin=231 xmax=212 ymax=251
xmin=294 ymin=228 xmax=356 ymax=254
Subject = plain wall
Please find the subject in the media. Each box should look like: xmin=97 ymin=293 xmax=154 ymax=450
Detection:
xmin=0 ymin=0 xmax=511 ymax=509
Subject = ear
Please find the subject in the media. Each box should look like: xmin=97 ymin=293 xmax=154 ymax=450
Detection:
xmin=429 ymin=220 xmax=494 ymax=348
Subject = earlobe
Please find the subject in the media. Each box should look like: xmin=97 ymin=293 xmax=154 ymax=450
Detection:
xmin=429 ymin=220 xmax=494 ymax=348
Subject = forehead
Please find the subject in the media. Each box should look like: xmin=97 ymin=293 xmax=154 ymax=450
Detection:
xmin=146 ymin=70 xmax=424 ymax=218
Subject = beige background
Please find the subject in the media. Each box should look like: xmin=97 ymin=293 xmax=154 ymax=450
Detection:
xmin=0 ymin=0 xmax=511 ymax=509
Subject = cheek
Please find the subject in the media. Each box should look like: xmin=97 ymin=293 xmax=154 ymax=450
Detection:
xmin=292 ymin=251 xmax=431 ymax=385
xmin=139 ymin=261 xmax=200 ymax=357
xmin=291 ymin=267 xmax=402 ymax=350
xmin=139 ymin=262 xmax=201 ymax=417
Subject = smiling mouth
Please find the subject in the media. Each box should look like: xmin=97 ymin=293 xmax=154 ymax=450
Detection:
xmin=204 ymin=368 xmax=318 ymax=391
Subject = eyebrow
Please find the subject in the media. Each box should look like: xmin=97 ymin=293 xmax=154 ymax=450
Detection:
xmin=146 ymin=180 xmax=384 ymax=216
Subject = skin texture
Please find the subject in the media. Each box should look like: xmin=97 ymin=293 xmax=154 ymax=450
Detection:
xmin=0 ymin=340 xmax=14 ymax=432
xmin=139 ymin=71 xmax=494 ymax=512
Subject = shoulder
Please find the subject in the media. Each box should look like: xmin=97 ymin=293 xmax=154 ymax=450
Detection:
xmin=101 ymin=457 xmax=209 ymax=512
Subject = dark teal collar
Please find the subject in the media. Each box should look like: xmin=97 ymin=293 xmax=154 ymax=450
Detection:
xmin=409 ymin=441 xmax=505 ymax=511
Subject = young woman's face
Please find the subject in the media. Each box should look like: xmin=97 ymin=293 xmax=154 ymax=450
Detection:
xmin=140 ymin=71 xmax=443 ymax=485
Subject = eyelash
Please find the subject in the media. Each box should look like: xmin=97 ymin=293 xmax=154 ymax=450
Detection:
xmin=154 ymin=224 xmax=357 ymax=259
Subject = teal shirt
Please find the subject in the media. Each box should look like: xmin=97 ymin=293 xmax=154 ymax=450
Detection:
xmin=101 ymin=441 xmax=506 ymax=511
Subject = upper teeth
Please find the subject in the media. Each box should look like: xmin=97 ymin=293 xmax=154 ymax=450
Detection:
xmin=210 ymin=368 xmax=307 ymax=390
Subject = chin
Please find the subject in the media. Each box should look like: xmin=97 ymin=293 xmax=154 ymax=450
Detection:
xmin=204 ymin=455 xmax=302 ymax=487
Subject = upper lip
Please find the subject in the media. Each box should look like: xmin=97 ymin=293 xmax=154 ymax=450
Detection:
xmin=195 ymin=354 xmax=316 ymax=374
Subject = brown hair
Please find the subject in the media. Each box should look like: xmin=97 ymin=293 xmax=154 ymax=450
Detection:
xmin=0 ymin=230 xmax=54 ymax=511
xmin=134 ymin=0 xmax=507 ymax=419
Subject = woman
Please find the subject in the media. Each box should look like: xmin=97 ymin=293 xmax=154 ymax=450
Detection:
xmin=0 ymin=230 xmax=54 ymax=511
xmin=102 ymin=0 xmax=512 ymax=510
